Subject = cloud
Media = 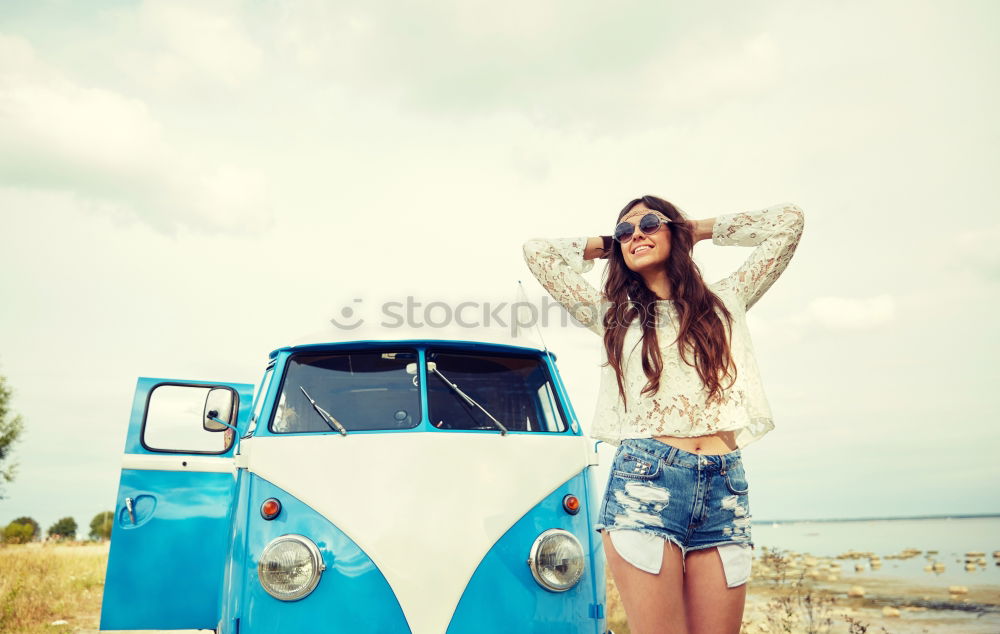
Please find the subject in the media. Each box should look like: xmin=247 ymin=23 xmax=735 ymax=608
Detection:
xmin=747 ymin=294 xmax=898 ymax=343
xmin=109 ymin=0 xmax=263 ymax=91
xmin=269 ymin=1 xmax=778 ymax=129
xmin=0 ymin=34 xmax=271 ymax=233
xmin=951 ymin=224 xmax=1000 ymax=281
xmin=796 ymin=295 xmax=897 ymax=331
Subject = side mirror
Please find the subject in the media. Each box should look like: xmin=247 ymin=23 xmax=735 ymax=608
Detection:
xmin=405 ymin=361 xmax=437 ymax=375
xmin=406 ymin=361 xmax=437 ymax=388
xmin=203 ymin=387 xmax=236 ymax=432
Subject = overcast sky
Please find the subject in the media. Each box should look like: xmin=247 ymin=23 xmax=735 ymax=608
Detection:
xmin=1 ymin=0 xmax=997 ymax=533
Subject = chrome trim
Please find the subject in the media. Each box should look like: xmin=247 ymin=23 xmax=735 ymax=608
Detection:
xmin=257 ymin=534 xmax=326 ymax=601
xmin=526 ymin=528 xmax=585 ymax=592
xmin=124 ymin=497 xmax=136 ymax=525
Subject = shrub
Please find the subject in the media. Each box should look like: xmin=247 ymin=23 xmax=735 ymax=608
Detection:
xmin=47 ymin=517 xmax=77 ymax=541
xmin=3 ymin=521 xmax=34 ymax=544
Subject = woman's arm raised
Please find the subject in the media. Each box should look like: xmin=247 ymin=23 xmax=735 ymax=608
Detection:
xmin=704 ymin=203 xmax=806 ymax=311
xmin=583 ymin=235 xmax=613 ymax=261
xmin=691 ymin=218 xmax=718 ymax=243
xmin=522 ymin=235 xmax=612 ymax=337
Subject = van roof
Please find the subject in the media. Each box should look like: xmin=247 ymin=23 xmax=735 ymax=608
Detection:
xmin=267 ymin=321 xmax=554 ymax=360
xmin=268 ymin=338 xmax=554 ymax=360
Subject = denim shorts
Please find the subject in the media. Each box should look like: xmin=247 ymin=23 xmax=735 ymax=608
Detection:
xmin=594 ymin=437 xmax=754 ymax=577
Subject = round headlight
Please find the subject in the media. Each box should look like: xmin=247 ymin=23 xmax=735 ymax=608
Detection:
xmin=527 ymin=529 xmax=585 ymax=592
xmin=258 ymin=534 xmax=325 ymax=601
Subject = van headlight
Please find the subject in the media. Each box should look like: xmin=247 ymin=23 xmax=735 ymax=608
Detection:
xmin=527 ymin=529 xmax=585 ymax=592
xmin=258 ymin=534 xmax=325 ymax=601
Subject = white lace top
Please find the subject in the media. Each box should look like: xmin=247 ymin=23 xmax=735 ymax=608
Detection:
xmin=522 ymin=203 xmax=805 ymax=448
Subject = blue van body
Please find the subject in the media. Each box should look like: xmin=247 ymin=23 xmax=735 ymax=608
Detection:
xmin=100 ymin=338 xmax=609 ymax=633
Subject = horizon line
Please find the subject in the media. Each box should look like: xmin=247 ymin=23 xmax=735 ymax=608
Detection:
xmin=754 ymin=512 xmax=1000 ymax=524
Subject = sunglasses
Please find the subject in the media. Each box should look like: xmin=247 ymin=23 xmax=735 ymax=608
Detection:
xmin=613 ymin=212 xmax=673 ymax=244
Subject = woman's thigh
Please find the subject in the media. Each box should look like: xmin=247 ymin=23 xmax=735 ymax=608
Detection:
xmin=683 ymin=547 xmax=747 ymax=634
xmin=603 ymin=531 xmax=688 ymax=634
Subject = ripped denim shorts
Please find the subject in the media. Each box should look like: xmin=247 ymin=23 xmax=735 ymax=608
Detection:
xmin=594 ymin=437 xmax=754 ymax=583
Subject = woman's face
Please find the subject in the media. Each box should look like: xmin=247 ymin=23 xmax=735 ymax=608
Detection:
xmin=619 ymin=203 xmax=673 ymax=272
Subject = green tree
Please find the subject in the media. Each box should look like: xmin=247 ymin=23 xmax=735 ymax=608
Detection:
xmin=0 ymin=373 xmax=25 ymax=499
xmin=89 ymin=511 xmax=114 ymax=541
xmin=7 ymin=516 xmax=39 ymax=541
xmin=48 ymin=516 xmax=77 ymax=541
xmin=3 ymin=521 xmax=34 ymax=544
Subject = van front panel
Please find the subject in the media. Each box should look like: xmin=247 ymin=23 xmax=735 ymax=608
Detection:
xmin=447 ymin=470 xmax=604 ymax=633
xmin=238 ymin=474 xmax=409 ymax=633
xmin=242 ymin=432 xmax=593 ymax=633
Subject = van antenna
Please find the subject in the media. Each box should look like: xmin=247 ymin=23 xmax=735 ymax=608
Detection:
xmin=517 ymin=280 xmax=550 ymax=355
xmin=517 ymin=279 xmax=580 ymax=434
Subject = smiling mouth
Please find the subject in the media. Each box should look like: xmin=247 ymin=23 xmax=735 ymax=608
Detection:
xmin=632 ymin=245 xmax=653 ymax=255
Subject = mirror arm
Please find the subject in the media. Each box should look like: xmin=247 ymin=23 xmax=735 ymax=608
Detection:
xmin=207 ymin=415 xmax=238 ymax=434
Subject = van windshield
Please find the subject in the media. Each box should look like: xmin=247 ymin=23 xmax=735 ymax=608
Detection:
xmin=270 ymin=350 xmax=420 ymax=433
xmin=427 ymin=350 xmax=568 ymax=433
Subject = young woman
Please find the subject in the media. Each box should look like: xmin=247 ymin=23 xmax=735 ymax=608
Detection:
xmin=522 ymin=196 xmax=805 ymax=634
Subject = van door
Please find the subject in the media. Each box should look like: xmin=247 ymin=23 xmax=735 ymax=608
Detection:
xmin=100 ymin=377 xmax=254 ymax=630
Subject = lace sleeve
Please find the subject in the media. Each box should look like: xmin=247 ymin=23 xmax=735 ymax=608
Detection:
xmin=711 ymin=203 xmax=805 ymax=311
xmin=522 ymin=237 xmax=605 ymax=336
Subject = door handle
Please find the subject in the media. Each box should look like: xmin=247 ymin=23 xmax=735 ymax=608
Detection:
xmin=124 ymin=497 xmax=136 ymax=525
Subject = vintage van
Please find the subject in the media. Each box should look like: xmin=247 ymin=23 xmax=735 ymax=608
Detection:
xmin=100 ymin=337 xmax=610 ymax=633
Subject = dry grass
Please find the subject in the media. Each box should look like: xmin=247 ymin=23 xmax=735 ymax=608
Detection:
xmin=606 ymin=571 xmax=630 ymax=633
xmin=0 ymin=542 xmax=107 ymax=633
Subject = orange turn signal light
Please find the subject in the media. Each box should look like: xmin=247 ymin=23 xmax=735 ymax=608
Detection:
xmin=261 ymin=498 xmax=281 ymax=520
xmin=562 ymin=494 xmax=581 ymax=515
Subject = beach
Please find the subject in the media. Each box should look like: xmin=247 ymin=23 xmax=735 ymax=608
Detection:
xmin=740 ymin=547 xmax=1000 ymax=634
xmin=606 ymin=535 xmax=1000 ymax=633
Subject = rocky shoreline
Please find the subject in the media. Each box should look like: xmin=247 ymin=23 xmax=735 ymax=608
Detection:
xmin=740 ymin=547 xmax=1000 ymax=633
xmin=605 ymin=544 xmax=1000 ymax=633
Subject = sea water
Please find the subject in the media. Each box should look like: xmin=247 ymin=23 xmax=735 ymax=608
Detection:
xmin=751 ymin=516 xmax=1000 ymax=586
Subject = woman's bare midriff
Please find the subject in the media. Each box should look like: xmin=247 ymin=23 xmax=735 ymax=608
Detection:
xmin=652 ymin=430 xmax=738 ymax=455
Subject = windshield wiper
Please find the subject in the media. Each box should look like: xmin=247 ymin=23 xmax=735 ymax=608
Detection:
xmin=428 ymin=362 xmax=508 ymax=436
xmin=299 ymin=386 xmax=348 ymax=436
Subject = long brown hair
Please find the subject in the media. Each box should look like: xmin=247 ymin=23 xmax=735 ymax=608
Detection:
xmin=602 ymin=195 xmax=737 ymax=413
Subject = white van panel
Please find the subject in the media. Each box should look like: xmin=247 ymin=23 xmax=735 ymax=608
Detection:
xmin=245 ymin=433 xmax=592 ymax=634
xmin=121 ymin=453 xmax=236 ymax=474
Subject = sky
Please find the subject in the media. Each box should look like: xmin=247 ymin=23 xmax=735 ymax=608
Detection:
xmin=0 ymin=0 xmax=998 ymax=534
